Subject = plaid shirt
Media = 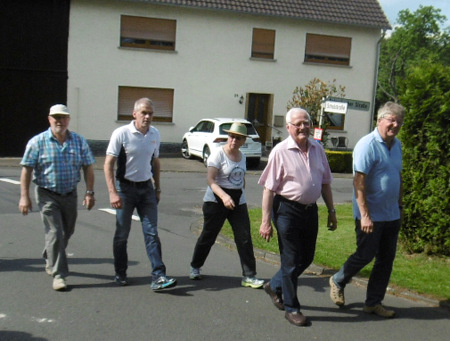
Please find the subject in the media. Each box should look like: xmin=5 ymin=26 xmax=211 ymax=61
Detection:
xmin=21 ymin=128 xmax=95 ymax=194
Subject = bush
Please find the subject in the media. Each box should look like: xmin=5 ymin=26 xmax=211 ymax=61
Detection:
xmin=325 ymin=150 xmax=352 ymax=173
xmin=399 ymin=62 xmax=450 ymax=255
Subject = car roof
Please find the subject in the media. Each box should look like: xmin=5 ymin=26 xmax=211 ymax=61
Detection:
xmin=201 ymin=118 xmax=251 ymax=124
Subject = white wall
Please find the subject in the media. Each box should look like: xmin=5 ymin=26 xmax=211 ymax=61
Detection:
xmin=68 ymin=0 xmax=381 ymax=148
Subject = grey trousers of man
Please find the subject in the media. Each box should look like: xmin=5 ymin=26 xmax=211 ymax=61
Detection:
xmin=36 ymin=187 xmax=77 ymax=278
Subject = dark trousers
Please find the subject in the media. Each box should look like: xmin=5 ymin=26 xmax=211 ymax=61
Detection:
xmin=334 ymin=219 xmax=401 ymax=306
xmin=269 ymin=195 xmax=318 ymax=313
xmin=191 ymin=201 xmax=257 ymax=277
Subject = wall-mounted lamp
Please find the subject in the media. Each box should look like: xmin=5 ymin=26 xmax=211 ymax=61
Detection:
xmin=239 ymin=95 xmax=244 ymax=104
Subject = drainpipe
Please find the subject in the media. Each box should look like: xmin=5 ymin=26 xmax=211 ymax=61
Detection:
xmin=370 ymin=29 xmax=386 ymax=132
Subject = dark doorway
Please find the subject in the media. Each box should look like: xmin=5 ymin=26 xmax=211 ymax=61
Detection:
xmin=246 ymin=93 xmax=273 ymax=144
xmin=0 ymin=0 xmax=70 ymax=156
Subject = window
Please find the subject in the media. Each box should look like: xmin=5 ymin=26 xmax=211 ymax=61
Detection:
xmin=120 ymin=15 xmax=176 ymax=51
xmin=118 ymin=86 xmax=174 ymax=123
xmin=325 ymin=113 xmax=345 ymax=130
xmin=305 ymin=33 xmax=351 ymax=66
xmin=251 ymin=28 xmax=275 ymax=59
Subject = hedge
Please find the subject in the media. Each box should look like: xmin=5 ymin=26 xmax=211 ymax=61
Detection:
xmin=325 ymin=150 xmax=352 ymax=173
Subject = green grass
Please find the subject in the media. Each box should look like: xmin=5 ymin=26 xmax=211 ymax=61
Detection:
xmin=222 ymin=204 xmax=449 ymax=301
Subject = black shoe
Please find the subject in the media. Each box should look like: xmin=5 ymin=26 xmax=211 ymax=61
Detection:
xmin=114 ymin=274 xmax=128 ymax=286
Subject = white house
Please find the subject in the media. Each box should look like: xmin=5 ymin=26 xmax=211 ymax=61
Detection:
xmin=67 ymin=0 xmax=390 ymax=151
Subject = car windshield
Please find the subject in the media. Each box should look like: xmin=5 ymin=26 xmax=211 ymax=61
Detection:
xmin=219 ymin=123 xmax=257 ymax=135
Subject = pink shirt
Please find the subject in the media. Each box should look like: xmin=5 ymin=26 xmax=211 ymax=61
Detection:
xmin=258 ymin=136 xmax=332 ymax=204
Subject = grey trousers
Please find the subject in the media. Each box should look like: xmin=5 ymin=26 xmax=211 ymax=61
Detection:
xmin=36 ymin=187 xmax=77 ymax=278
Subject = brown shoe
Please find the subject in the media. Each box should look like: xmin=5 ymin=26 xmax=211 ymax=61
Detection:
xmin=329 ymin=276 xmax=345 ymax=306
xmin=263 ymin=282 xmax=284 ymax=310
xmin=285 ymin=311 xmax=308 ymax=326
xmin=363 ymin=304 xmax=396 ymax=318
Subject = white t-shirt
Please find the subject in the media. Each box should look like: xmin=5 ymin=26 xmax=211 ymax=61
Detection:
xmin=203 ymin=147 xmax=247 ymax=205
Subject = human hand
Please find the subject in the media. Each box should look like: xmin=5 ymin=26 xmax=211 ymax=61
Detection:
xmin=19 ymin=196 xmax=32 ymax=215
xmin=327 ymin=211 xmax=337 ymax=231
xmin=83 ymin=194 xmax=95 ymax=210
xmin=222 ymin=195 xmax=235 ymax=210
xmin=109 ymin=192 xmax=122 ymax=209
xmin=360 ymin=216 xmax=373 ymax=234
xmin=259 ymin=223 xmax=273 ymax=242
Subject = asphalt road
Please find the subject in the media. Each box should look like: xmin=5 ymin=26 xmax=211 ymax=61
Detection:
xmin=0 ymin=157 xmax=448 ymax=341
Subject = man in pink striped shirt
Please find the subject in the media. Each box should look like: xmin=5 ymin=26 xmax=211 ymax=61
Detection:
xmin=259 ymin=107 xmax=338 ymax=326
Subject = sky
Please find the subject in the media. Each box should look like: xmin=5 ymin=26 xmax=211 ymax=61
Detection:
xmin=378 ymin=0 xmax=450 ymax=28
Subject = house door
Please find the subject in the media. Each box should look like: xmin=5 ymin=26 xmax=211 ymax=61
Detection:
xmin=246 ymin=93 xmax=272 ymax=144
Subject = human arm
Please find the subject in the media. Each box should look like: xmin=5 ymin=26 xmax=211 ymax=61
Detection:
xmin=82 ymin=164 xmax=95 ymax=210
xmin=18 ymin=166 xmax=33 ymax=215
xmin=354 ymin=171 xmax=373 ymax=233
xmin=321 ymin=183 xmax=337 ymax=231
xmin=259 ymin=187 xmax=274 ymax=242
xmin=206 ymin=166 xmax=236 ymax=210
xmin=104 ymin=155 xmax=122 ymax=209
xmin=152 ymin=157 xmax=161 ymax=203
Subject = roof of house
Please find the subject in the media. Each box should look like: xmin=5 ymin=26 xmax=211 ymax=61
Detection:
xmin=124 ymin=0 xmax=391 ymax=29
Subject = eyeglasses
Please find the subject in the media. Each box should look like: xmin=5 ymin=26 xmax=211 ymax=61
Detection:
xmin=382 ymin=117 xmax=403 ymax=126
xmin=228 ymin=134 xmax=245 ymax=141
xmin=288 ymin=121 xmax=310 ymax=128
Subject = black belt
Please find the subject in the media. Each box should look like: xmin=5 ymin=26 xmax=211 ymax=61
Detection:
xmin=40 ymin=187 xmax=75 ymax=196
xmin=276 ymin=195 xmax=316 ymax=210
xmin=120 ymin=178 xmax=152 ymax=188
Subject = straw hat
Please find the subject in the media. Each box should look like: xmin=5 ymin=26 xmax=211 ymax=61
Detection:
xmin=223 ymin=122 xmax=249 ymax=137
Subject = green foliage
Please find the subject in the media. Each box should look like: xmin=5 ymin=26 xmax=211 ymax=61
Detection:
xmin=287 ymin=78 xmax=345 ymax=147
xmin=325 ymin=151 xmax=352 ymax=173
xmin=377 ymin=6 xmax=449 ymax=104
xmin=399 ymin=62 xmax=450 ymax=255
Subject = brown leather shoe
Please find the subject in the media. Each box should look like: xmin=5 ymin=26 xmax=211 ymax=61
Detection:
xmin=263 ymin=282 xmax=284 ymax=310
xmin=285 ymin=311 xmax=307 ymax=326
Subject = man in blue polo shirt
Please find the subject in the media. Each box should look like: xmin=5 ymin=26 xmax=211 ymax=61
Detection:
xmin=104 ymin=97 xmax=176 ymax=290
xmin=19 ymin=104 xmax=96 ymax=291
xmin=329 ymin=101 xmax=405 ymax=318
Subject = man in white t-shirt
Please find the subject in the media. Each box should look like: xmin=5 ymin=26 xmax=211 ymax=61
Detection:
xmin=104 ymin=97 xmax=176 ymax=291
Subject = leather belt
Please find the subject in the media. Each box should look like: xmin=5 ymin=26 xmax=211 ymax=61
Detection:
xmin=276 ymin=195 xmax=316 ymax=210
xmin=120 ymin=178 xmax=152 ymax=188
xmin=40 ymin=187 xmax=75 ymax=196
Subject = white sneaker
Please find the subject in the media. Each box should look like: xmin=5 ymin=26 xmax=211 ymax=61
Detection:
xmin=241 ymin=276 xmax=264 ymax=289
xmin=53 ymin=276 xmax=67 ymax=291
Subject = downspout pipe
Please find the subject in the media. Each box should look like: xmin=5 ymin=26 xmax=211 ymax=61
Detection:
xmin=370 ymin=29 xmax=386 ymax=132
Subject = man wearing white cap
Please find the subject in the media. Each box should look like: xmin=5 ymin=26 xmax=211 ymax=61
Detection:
xmin=19 ymin=104 xmax=95 ymax=291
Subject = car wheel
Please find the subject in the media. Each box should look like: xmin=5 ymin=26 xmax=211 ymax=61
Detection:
xmin=181 ymin=139 xmax=191 ymax=159
xmin=203 ymin=146 xmax=210 ymax=167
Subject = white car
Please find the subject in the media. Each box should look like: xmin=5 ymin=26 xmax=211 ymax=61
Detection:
xmin=181 ymin=118 xmax=262 ymax=167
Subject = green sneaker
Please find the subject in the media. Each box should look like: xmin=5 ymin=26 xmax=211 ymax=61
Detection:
xmin=241 ymin=276 xmax=264 ymax=289
xmin=363 ymin=304 xmax=396 ymax=318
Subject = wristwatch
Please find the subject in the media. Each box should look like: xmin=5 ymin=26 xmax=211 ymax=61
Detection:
xmin=328 ymin=209 xmax=336 ymax=214
xmin=85 ymin=190 xmax=95 ymax=196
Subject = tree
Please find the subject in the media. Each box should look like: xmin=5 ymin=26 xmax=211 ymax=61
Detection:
xmin=398 ymin=61 xmax=450 ymax=255
xmin=377 ymin=6 xmax=449 ymax=104
xmin=287 ymin=78 xmax=345 ymax=146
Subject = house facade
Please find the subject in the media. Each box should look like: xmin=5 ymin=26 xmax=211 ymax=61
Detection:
xmin=67 ymin=0 xmax=390 ymax=150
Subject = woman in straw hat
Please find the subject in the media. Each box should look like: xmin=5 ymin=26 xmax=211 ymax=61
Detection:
xmin=189 ymin=122 xmax=264 ymax=288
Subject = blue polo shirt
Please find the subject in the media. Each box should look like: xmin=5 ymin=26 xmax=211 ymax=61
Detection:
xmin=21 ymin=128 xmax=95 ymax=194
xmin=352 ymin=128 xmax=402 ymax=222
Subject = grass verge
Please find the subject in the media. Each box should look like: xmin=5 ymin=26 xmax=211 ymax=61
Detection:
xmin=221 ymin=204 xmax=449 ymax=301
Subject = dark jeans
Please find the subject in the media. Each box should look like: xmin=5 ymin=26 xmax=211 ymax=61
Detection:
xmin=113 ymin=181 xmax=166 ymax=281
xmin=333 ymin=219 xmax=401 ymax=306
xmin=191 ymin=201 xmax=257 ymax=277
xmin=269 ymin=195 xmax=318 ymax=313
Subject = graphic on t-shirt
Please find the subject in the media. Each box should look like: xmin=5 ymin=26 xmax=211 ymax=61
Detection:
xmin=228 ymin=166 xmax=245 ymax=186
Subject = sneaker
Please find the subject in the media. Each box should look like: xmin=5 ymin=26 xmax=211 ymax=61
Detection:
xmin=363 ymin=304 xmax=396 ymax=318
xmin=114 ymin=274 xmax=128 ymax=286
xmin=329 ymin=276 xmax=345 ymax=306
xmin=53 ymin=276 xmax=67 ymax=291
xmin=189 ymin=267 xmax=202 ymax=280
xmin=45 ymin=260 xmax=52 ymax=276
xmin=151 ymin=276 xmax=177 ymax=291
xmin=241 ymin=276 xmax=264 ymax=289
